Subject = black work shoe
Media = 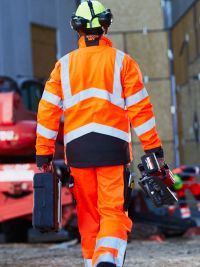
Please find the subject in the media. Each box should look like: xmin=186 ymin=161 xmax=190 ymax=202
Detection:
xmin=96 ymin=263 xmax=116 ymax=267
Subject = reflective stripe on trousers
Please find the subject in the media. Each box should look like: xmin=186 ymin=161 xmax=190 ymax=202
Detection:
xmin=84 ymin=259 xmax=92 ymax=267
xmin=94 ymin=237 xmax=127 ymax=267
xmin=94 ymin=253 xmax=116 ymax=267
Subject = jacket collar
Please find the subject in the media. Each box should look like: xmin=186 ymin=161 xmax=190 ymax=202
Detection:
xmin=78 ymin=35 xmax=113 ymax=48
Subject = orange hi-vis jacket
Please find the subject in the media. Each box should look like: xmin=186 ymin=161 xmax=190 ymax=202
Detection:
xmin=36 ymin=36 xmax=162 ymax=167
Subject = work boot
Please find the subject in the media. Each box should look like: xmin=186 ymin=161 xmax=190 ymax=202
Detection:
xmin=96 ymin=263 xmax=116 ymax=267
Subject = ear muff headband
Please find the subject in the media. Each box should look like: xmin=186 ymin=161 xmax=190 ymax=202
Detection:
xmin=71 ymin=1 xmax=113 ymax=32
xmin=87 ymin=0 xmax=96 ymax=19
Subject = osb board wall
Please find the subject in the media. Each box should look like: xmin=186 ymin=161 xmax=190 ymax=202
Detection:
xmin=177 ymin=57 xmax=200 ymax=164
xmin=184 ymin=8 xmax=198 ymax=62
xmin=131 ymin=141 xmax=143 ymax=178
xmin=180 ymin=58 xmax=200 ymax=139
xmin=172 ymin=7 xmax=198 ymax=85
xmin=182 ymin=142 xmax=200 ymax=165
xmin=189 ymin=55 xmax=200 ymax=75
xmin=31 ymin=24 xmax=57 ymax=80
xmin=146 ymin=80 xmax=173 ymax=141
xmin=109 ymin=33 xmax=124 ymax=51
xmin=178 ymin=82 xmax=200 ymax=140
xmin=101 ymin=0 xmax=164 ymax=32
xmin=125 ymin=32 xmax=169 ymax=78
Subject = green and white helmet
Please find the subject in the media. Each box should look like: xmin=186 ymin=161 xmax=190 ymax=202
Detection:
xmin=71 ymin=0 xmax=113 ymax=31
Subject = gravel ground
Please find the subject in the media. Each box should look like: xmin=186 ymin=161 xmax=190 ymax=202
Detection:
xmin=0 ymin=237 xmax=200 ymax=267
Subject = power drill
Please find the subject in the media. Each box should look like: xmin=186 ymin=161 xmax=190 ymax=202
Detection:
xmin=138 ymin=153 xmax=177 ymax=207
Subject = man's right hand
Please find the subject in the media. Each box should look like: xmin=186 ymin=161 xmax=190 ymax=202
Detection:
xmin=138 ymin=153 xmax=177 ymax=207
xmin=39 ymin=163 xmax=52 ymax=173
xmin=144 ymin=147 xmax=175 ymax=188
xmin=36 ymin=155 xmax=53 ymax=172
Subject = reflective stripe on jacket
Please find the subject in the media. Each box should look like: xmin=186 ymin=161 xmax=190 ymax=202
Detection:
xmin=36 ymin=36 xmax=162 ymax=167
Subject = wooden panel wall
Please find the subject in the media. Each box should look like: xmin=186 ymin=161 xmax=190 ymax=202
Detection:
xmin=109 ymin=33 xmax=124 ymax=51
xmin=101 ymin=0 xmax=164 ymax=31
xmin=178 ymin=57 xmax=200 ymax=164
xmin=126 ymin=32 xmax=169 ymax=78
xmin=172 ymin=8 xmax=198 ymax=85
xmin=31 ymin=24 xmax=57 ymax=80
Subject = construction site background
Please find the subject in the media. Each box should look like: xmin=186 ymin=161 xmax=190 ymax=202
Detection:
xmin=0 ymin=1 xmax=200 ymax=265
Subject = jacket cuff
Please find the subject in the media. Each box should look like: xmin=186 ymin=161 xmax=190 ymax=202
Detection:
xmin=36 ymin=155 xmax=53 ymax=167
xmin=144 ymin=146 xmax=164 ymax=158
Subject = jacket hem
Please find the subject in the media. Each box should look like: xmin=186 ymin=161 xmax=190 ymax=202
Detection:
xmin=68 ymin=159 xmax=130 ymax=168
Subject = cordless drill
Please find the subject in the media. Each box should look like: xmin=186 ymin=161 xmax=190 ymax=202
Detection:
xmin=138 ymin=153 xmax=177 ymax=207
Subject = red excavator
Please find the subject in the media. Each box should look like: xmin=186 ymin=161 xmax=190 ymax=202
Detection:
xmin=0 ymin=76 xmax=76 ymax=242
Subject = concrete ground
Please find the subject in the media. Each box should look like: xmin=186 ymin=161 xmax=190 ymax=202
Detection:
xmin=0 ymin=236 xmax=200 ymax=267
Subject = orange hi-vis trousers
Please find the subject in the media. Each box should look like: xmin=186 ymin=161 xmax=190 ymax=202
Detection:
xmin=70 ymin=165 xmax=133 ymax=267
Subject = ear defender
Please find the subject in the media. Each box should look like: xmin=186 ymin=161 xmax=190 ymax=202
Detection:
xmin=70 ymin=14 xmax=89 ymax=31
xmin=98 ymin=9 xmax=113 ymax=28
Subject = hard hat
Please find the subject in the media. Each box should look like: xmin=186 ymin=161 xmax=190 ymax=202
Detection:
xmin=71 ymin=0 xmax=113 ymax=32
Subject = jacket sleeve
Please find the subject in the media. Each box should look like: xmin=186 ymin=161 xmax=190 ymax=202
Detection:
xmin=122 ymin=54 xmax=163 ymax=156
xmin=36 ymin=61 xmax=63 ymax=166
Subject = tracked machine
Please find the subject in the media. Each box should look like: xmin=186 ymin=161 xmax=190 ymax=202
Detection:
xmin=0 ymin=76 xmax=75 ymax=242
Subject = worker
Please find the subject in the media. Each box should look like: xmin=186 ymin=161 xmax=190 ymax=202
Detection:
xmin=36 ymin=1 xmax=174 ymax=266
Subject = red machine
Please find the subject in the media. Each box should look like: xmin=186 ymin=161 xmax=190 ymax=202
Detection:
xmin=169 ymin=166 xmax=200 ymax=219
xmin=0 ymin=76 xmax=75 ymax=242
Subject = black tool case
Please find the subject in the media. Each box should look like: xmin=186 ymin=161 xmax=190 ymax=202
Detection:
xmin=32 ymin=172 xmax=62 ymax=232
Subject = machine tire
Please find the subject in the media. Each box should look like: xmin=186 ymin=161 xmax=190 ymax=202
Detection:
xmin=1 ymin=219 xmax=32 ymax=242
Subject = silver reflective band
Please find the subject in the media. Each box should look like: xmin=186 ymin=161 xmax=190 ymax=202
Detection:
xmin=113 ymin=50 xmax=124 ymax=98
xmin=64 ymin=123 xmax=131 ymax=144
xmin=84 ymin=259 xmax=92 ymax=267
xmin=94 ymin=253 xmax=115 ymax=267
xmin=37 ymin=123 xmax=57 ymax=140
xmin=134 ymin=117 xmax=156 ymax=136
xmin=63 ymin=87 xmax=124 ymax=109
xmin=96 ymin=237 xmax=127 ymax=250
xmin=42 ymin=90 xmax=63 ymax=109
xmin=125 ymin=88 xmax=148 ymax=108
xmin=96 ymin=237 xmax=127 ymax=267
xmin=60 ymin=54 xmax=71 ymax=100
xmin=60 ymin=50 xmax=125 ymax=110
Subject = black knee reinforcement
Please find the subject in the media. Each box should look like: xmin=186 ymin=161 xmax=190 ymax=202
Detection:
xmin=96 ymin=263 xmax=116 ymax=267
